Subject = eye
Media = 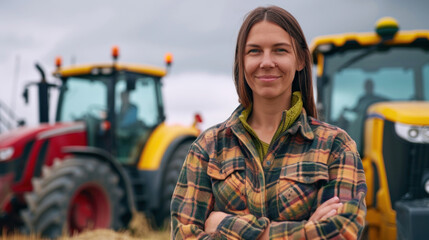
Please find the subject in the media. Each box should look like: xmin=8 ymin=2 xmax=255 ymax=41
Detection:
xmin=247 ymin=48 xmax=261 ymax=54
xmin=275 ymin=48 xmax=288 ymax=53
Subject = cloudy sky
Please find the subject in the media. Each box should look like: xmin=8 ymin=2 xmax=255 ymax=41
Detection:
xmin=1 ymin=0 xmax=428 ymax=130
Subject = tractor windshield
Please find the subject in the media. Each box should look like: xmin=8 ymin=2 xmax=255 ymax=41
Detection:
xmin=57 ymin=76 xmax=109 ymax=122
xmin=322 ymin=46 xmax=429 ymax=151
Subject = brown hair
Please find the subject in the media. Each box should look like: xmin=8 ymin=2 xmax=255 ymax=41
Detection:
xmin=233 ymin=6 xmax=317 ymax=118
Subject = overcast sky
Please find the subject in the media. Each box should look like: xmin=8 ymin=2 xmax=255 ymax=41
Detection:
xmin=1 ymin=0 xmax=428 ymax=130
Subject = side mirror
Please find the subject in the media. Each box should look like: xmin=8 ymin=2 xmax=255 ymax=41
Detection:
xmin=17 ymin=119 xmax=26 ymax=126
xmin=126 ymin=77 xmax=136 ymax=91
xmin=23 ymin=88 xmax=29 ymax=104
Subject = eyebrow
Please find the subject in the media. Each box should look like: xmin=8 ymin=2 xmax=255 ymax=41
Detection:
xmin=245 ymin=43 xmax=292 ymax=48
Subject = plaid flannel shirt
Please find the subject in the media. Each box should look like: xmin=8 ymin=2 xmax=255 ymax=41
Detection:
xmin=171 ymin=106 xmax=367 ymax=240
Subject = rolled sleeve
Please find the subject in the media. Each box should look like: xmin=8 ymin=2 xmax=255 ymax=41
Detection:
xmin=269 ymin=131 xmax=367 ymax=239
xmin=171 ymin=143 xmax=215 ymax=239
xmin=217 ymin=214 xmax=269 ymax=240
xmin=306 ymin=132 xmax=367 ymax=239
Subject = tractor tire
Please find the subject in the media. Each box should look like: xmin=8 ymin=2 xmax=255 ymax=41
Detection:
xmin=21 ymin=157 xmax=125 ymax=238
xmin=155 ymin=140 xmax=193 ymax=227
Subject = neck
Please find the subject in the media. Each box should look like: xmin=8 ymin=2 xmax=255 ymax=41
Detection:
xmin=248 ymin=92 xmax=292 ymax=143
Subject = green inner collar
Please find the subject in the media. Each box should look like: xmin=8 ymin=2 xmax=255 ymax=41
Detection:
xmin=239 ymin=91 xmax=303 ymax=161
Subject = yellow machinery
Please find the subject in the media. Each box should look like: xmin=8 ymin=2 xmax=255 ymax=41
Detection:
xmin=310 ymin=18 xmax=429 ymax=239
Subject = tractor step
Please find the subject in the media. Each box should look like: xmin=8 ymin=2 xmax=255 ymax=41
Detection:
xmin=123 ymin=166 xmax=148 ymax=211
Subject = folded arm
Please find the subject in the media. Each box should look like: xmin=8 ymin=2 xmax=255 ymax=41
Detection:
xmin=204 ymin=132 xmax=367 ymax=240
xmin=269 ymin=132 xmax=367 ymax=239
xmin=171 ymin=141 xmax=270 ymax=240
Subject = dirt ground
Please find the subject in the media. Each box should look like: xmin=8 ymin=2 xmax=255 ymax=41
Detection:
xmin=1 ymin=213 xmax=170 ymax=240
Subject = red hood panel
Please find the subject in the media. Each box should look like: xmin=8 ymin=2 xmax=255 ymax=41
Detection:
xmin=0 ymin=122 xmax=86 ymax=158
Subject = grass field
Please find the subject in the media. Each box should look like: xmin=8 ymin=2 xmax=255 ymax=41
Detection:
xmin=1 ymin=213 xmax=170 ymax=240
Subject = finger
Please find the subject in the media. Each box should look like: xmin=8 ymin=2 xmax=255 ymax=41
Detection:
xmin=205 ymin=216 xmax=220 ymax=233
xmin=310 ymin=202 xmax=343 ymax=221
xmin=316 ymin=197 xmax=341 ymax=215
xmin=320 ymin=196 xmax=340 ymax=208
xmin=205 ymin=212 xmax=218 ymax=233
xmin=205 ymin=211 xmax=229 ymax=233
xmin=321 ymin=209 xmax=337 ymax=220
xmin=321 ymin=202 xmax=343 ymax=215
xmin=309 ymin=197 xmax=341 ymax=222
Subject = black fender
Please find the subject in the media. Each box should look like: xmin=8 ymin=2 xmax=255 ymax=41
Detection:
xmin=142 ymin=135 xmax=195 ymax=210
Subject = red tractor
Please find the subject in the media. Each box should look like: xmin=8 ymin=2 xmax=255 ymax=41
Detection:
xmin=0 ymin=47 xmax=201 ymax=238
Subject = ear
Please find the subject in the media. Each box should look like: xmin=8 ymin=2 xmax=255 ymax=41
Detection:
xmin=296 ymin=58 xmax=305 ymax=71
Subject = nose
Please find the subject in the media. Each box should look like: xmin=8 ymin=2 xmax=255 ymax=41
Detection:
xmin=260 ymin=52 xmax=276 ymax=69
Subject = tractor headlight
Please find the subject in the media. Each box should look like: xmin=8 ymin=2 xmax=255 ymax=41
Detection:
xmin=425 ymin=179 xmax=429 ymax=195
xmin=395 ymin=123 xmax=429 ymax=143
xmin=317 ymin=44 xmax=333 ymax=53
xmin=91 ymin=68 xmax=100 ymax=75
xmin=423 ymin=172 xmax=429 ymax=195
xmin=0 ymin=147 xmax=14 ymax=161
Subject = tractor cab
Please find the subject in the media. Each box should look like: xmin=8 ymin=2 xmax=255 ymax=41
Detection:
xmin=311 ymin=18 xmax=429 ymax=154
xmin=311 ymin=18 xmax=429 ymax=239
xmin=0 ymin=47 xmax=199 ymax=238
xmin=54 ymin=48 xmax=171 ymax=163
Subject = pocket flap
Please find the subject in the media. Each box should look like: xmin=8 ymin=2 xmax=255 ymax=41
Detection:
xmin=279 ymin=161 xmax=328 ymax=184
xmin=207 ymin=157 xmax=246 ymax=180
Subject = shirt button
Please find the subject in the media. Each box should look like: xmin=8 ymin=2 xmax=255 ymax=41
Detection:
xmin=304 ymin=176 xmax=311 ymax=182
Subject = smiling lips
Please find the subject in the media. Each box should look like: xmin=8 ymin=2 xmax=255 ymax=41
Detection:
xmin=256 ymin=75 xmax=280 ymax=82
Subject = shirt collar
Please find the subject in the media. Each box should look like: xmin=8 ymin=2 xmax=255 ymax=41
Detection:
xmin=226 ymin=104 xmax=314 ymax=141
xmin=285 ymin=108 xmax=314 ymax=140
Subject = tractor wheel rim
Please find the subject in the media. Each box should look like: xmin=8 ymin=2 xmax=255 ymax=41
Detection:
xmin=68 ymin=184 xmax=111 ymax=234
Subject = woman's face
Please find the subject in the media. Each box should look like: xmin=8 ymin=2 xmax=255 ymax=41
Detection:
xmin=244 ymin=21 xmax=303 ymax=104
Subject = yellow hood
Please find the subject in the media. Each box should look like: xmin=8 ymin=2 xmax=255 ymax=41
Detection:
xmin=368 ymin=101 xmax=429 ymax=125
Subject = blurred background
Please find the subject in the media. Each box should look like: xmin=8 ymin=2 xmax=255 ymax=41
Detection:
xmin=1 ymin=0 xmax=428 ymax=130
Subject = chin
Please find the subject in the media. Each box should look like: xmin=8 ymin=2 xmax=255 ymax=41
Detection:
xmin=253 ymin=89 xmax=290 ymax=102
xmin=256 ymin=93 xmax=281 ymax=100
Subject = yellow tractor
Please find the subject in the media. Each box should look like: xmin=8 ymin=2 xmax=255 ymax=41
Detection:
xmin=311 ymin=18 xmax=429 ymax=239
xmin=0 ymin=47 xmax=201 ymax=238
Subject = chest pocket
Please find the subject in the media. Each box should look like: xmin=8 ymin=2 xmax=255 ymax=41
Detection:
xmin=275 ymin=161 xmax=328 ymax=221
xmin=207 ymin=157 xmax=247 ymax=213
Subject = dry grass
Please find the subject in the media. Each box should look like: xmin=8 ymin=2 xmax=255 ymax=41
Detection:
xmin=1 ymin=212 xmax=170 ymax=240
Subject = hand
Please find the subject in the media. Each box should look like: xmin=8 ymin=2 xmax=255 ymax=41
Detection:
xmin=205 ymin=211 xmax=230 ymax=234
xmin=259 ymin=223 xmax=270 ymax=240
xmin=309 ymin=196 xmax=343 ymax=222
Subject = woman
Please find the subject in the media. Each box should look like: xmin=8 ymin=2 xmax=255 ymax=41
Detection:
xmin=171 ymin=6 xmax=367 ymax=239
